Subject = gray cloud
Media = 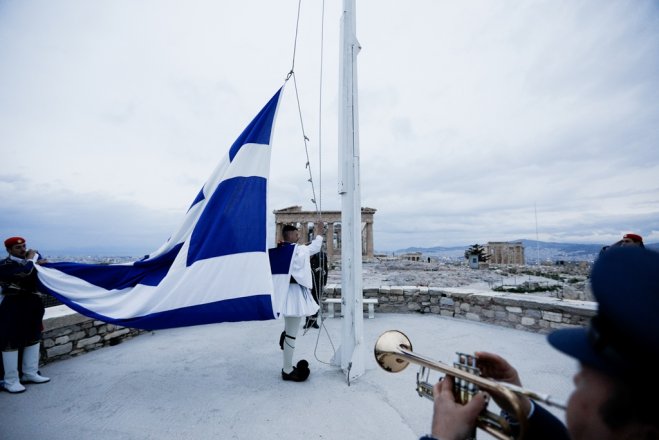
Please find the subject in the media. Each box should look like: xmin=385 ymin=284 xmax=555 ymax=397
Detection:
xmin=0 ymin=179 xmax=178 ymax=256
xmin=1 ymin=0 xmax=658 ymax=255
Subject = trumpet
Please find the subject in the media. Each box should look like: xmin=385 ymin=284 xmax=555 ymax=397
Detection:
xmin=374 ymin=330 xmax=566 ymax=440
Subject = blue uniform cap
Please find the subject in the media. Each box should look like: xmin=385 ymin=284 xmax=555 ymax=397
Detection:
xmin=548 ymin=247 xmax=659 ymax=377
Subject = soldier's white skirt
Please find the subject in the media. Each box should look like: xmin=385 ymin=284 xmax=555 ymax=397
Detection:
xmin=281 ymin=284 xmax=320 ymax=318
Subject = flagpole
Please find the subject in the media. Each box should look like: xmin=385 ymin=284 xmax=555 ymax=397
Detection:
xmin=334 ymin=0 xmax=364 ymax=382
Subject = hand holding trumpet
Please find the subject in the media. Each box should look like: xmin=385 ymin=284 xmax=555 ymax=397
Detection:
xmin=431 ymin=376 xmax=488 ymax=440
xmin=473 ymin=352 xmax=532 ymax=417
xmin=429 ymin=353 xmax=533 ymax=440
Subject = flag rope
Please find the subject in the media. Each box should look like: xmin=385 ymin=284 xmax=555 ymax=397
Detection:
xmin=285 ymin=0 xmax=336 ymax=365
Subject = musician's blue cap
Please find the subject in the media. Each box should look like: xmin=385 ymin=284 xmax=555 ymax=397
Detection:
xmin=548 ymin=247 xmax=659 ymax=377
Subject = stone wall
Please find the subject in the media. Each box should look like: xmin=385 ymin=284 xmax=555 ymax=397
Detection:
xmin=38 ymin=285 xmax=596 ymax=365
xmin=323 ymin=284 xmax=596 ymax=333
xmin=41 ymin=305 xmax=146 ymax=364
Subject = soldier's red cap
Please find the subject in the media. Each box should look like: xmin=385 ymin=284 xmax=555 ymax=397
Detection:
xmin=623 ymin=233 xmax=643 ymax=243
xmin=4 ymin=237 xmax=26 ymax=248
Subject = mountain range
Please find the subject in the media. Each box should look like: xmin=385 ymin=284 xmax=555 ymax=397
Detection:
xmin=392 ymin=239 xmax=659 ymax=264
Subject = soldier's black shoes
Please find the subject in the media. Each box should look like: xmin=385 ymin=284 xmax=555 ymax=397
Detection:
xmin=281 ymin=367 xmax=305 ymax=382
xmin=282 ymin=360 xmax=310 ymax=382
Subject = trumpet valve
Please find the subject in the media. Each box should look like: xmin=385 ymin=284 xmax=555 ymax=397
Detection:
xmin=416 ymin=366 xmax=434 ymax=400
xmin=454 ymin=352 xmax=482 ymax=404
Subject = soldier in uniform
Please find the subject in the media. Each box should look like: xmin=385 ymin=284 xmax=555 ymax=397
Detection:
xmin=0 ymin=236 xmax=50 ymax=393
xmin=276 ymin=225 xmax=323 ymax=382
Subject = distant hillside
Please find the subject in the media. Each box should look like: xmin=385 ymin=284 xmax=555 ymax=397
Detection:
xmin=392 ymin=245 xmax=466 ymax=262
xmin=392 ymin=239 xmax=658 ymax=264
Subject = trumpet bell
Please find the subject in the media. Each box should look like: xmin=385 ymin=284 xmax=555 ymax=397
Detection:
xmin=374 ymin=330 xmax=413 ymax=373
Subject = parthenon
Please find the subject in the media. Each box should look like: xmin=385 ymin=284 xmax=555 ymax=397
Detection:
xmin=273 ymin=206 xmax=376 ymax=261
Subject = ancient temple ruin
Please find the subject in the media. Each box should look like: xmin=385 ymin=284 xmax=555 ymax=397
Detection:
xmin=486 ymin=241 xmax=525 ymax=265
xmin=273 ymin=206 xmax=376 ymax=261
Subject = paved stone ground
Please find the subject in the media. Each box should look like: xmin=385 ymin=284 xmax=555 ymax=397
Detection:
xmin=0 ymin=313 xmax=576 ymax=440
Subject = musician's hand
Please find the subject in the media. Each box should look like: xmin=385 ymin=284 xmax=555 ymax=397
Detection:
xmin=430 ymin=376 xmax=486 ymax=440
xmin=475 ymin=352 xmax=521 ymax=386
xmin=475 ymin=351 xmax=532 ymax=417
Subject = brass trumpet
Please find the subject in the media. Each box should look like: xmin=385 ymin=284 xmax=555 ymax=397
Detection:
xmin=374 ymin=330 xmax=567 ymax=440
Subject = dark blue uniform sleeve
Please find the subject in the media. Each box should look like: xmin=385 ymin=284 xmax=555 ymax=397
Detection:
xmin=0 ymin=259 xmax=35 ymax=280
xmin=523 ymin=402 xmax=570 ymax=440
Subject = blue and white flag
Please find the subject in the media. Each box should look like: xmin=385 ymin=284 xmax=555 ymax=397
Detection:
xmin=36 ymin=89 xmax=285 ymax=330
xmin=268 ymin=243 xmax=296 ymax=317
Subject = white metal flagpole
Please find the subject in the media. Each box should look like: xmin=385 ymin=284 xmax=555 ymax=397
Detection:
xmin=333 ymin=0 xmax=364 ymax=382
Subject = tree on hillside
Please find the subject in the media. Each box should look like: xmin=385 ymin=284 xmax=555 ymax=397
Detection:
xmin=465 ymin=244 xmax=489 ymax=262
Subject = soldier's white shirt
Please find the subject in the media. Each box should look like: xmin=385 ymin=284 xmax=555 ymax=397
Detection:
xmin=288 ymin=236 xmax=323 ymax=289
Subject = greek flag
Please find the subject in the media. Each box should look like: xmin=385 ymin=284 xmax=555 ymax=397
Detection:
xmin=268 ymin=243 xmax=297 ymax=317
xmin=36 ymin=89 xmax=285 ymax=330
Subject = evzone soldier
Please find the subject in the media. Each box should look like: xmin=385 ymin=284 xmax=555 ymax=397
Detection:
xmin=277 ymin=224 xmax=323 ymax=382
xmin=0 ymin=236 xmax=50 ymax=393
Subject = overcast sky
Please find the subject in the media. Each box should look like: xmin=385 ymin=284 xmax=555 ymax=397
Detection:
xmin=1 ymin=0 xmax=658 ymax=255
